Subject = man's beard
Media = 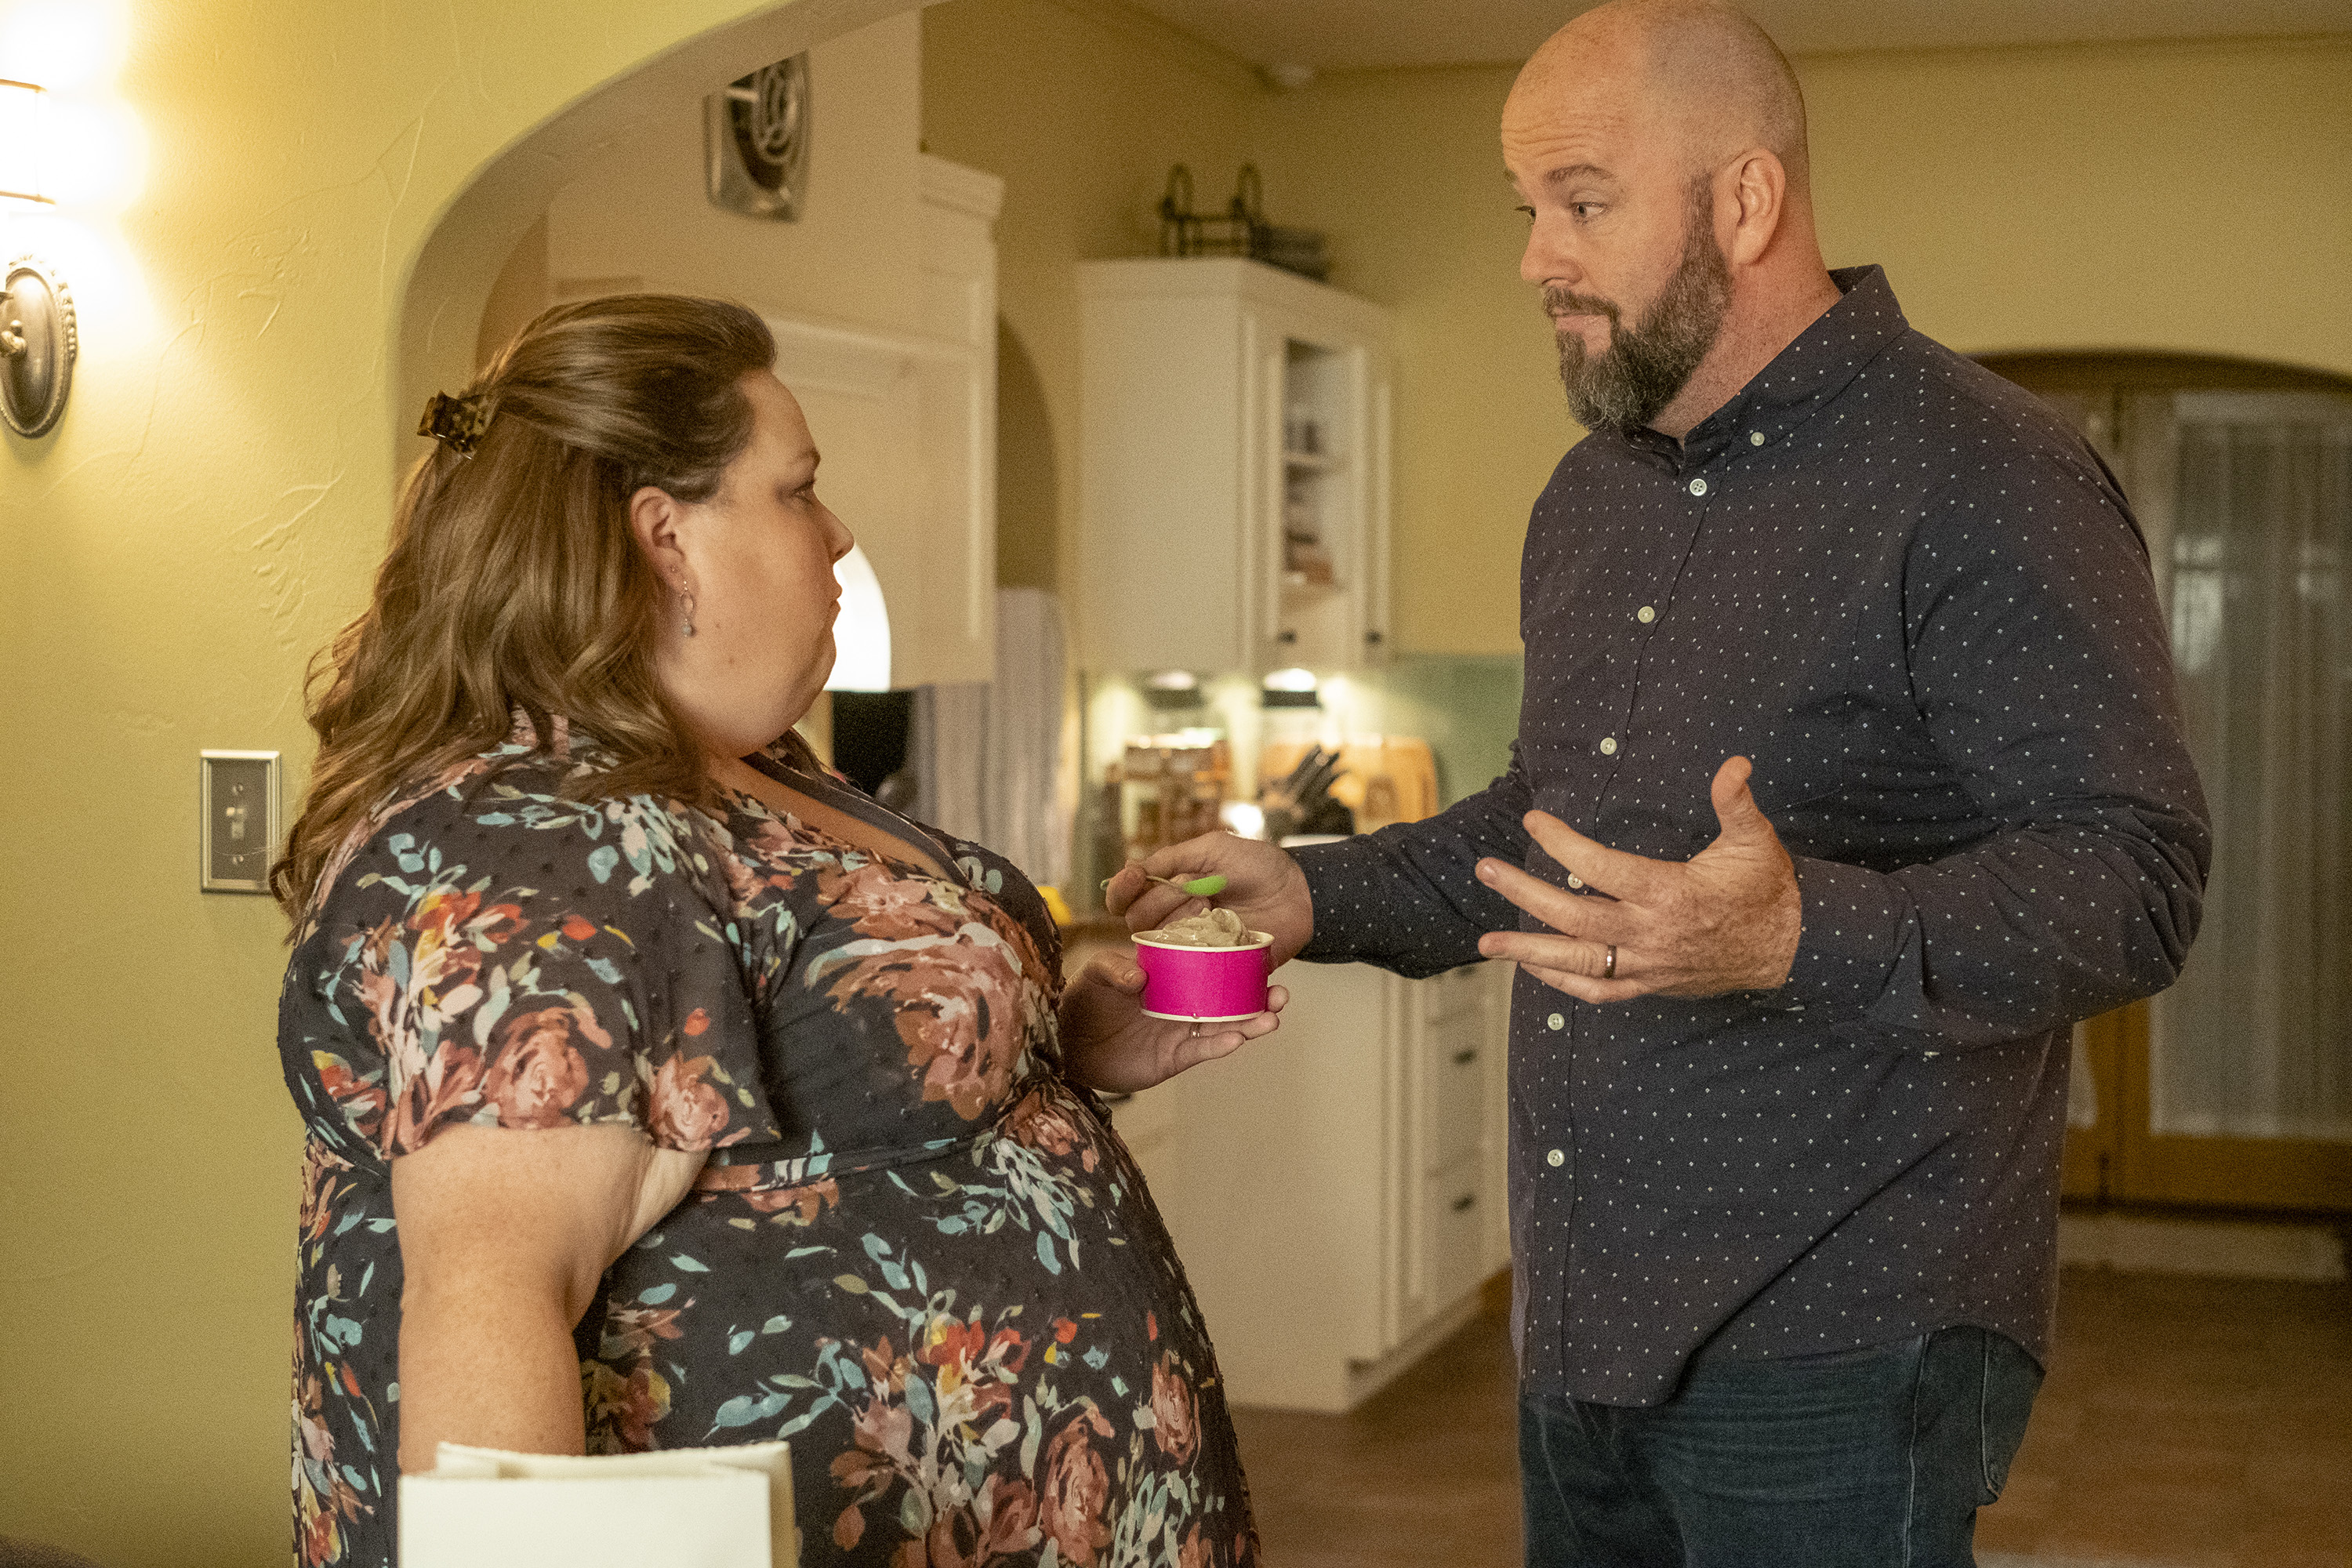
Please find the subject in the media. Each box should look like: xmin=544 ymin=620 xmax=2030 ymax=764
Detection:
xmin=1547 ymin=181 xmax=1732 ymax=434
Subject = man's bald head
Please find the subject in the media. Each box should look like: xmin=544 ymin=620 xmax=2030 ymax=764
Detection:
xmin=1504 ymin=0 xmax=1837 ymax=436
xmin=1508 ymin=0 xmax=1810 ymax=194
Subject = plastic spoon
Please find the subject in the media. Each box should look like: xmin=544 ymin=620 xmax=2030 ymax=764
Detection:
xmin=1102 ymin=871 xmax=1229 ymax=898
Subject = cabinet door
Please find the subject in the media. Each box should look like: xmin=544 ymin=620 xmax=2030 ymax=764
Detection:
xmin=770 ymin=317 xmax=989 ymax=689
xmin=1267 ymin=326 xmax=1390 ymax=672
xmin=1129 ymin=960 xmax=1396 ymax=1407
xmin=1079 ymin=260 xmax=1392 ymax=677
xmin=1076 ymin=295 xmax=1254 ymax=672
xmin=1420 ymin=1163 xmax=1490 ymax=1315
xmin=1361 ymin=365 xmax=1395 ymax=663
xmin=1421 ymin=967 xmax=1490 ymax=1177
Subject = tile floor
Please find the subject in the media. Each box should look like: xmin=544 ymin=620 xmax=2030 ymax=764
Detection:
xmin=1225 ymin=1268 xmax=2352 ymax=1567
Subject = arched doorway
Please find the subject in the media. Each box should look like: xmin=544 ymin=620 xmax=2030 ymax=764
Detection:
xmin=1984 ymin=352 xmax=2352 ymax=1212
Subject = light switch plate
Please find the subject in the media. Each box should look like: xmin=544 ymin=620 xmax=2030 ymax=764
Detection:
xmin=200 ymin=750 xmax=281 ymax=894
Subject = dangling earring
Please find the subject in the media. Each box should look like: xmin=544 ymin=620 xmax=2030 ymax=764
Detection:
xmin=679 ymin=586 xmax=697 ymax=638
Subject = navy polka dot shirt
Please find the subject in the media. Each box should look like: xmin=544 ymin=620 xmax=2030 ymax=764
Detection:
xmin=1292 ymin=267 xmax=2211 ymax=1406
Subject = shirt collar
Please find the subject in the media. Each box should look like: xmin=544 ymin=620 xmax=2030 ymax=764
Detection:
xmin=1613 ymin=264 xmax=1910 ymax=474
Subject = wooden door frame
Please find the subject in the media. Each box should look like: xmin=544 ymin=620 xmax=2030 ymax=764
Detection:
xmin=1986 ymin=351 xmax=2352 ymax=1217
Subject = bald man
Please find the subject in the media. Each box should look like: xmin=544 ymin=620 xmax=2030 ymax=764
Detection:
xmin=1111 ymin=2 xmax=2209 ymax=1562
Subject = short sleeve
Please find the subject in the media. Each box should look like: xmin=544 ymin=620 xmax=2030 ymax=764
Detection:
xmin=312 ymin=780 xmax=777 ymax=1159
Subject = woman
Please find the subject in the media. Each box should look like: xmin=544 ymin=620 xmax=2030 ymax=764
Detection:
xmin=274 ymin=295 xmax=1278 ymax=1568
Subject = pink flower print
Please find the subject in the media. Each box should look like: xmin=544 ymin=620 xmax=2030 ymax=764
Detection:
xmin=647 ymin=1052 xmax=731 ymax=1149
xmin=479 ymin=1005 xmax=598 ymax=1127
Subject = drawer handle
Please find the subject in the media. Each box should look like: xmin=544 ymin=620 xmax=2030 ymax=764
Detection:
xmin=1450 ymin=1193 xmax=1476 ymax=1213
xmin=1452 ymin=1047 xmax=1478 ymax=1065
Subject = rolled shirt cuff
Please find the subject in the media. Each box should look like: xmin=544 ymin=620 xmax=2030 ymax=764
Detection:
xmin=1777 ymin=855 xmax=1915 ymax=1022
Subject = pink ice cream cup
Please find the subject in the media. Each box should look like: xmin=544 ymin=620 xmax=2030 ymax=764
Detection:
xmin=1133 ymin=929 xmax=1275 ymax=1022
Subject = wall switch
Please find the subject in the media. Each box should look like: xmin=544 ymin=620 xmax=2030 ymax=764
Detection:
xmin=200 ymin=750 xmax=281 ymax=895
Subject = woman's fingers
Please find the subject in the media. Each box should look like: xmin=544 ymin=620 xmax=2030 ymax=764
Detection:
xmin=1077 ymin=952 xmax=1148 ymax=993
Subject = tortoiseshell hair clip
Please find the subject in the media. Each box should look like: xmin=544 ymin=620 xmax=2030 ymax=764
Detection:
xmin=417 ymin=390 xmax=495 ymax=459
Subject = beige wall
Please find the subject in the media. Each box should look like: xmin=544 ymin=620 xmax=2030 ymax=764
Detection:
xmin=0 ymin=2 xmax=914 ymax=1563
xmin=920 ymin=0 xmax=1258 ymax=596
xmin=546 ymin=13 xmax=924 ymax=332
xmin=1803 ymin=35 xmax=2352 ymax=375
xmin=925 ymin=21 xmax=2352 ymax=658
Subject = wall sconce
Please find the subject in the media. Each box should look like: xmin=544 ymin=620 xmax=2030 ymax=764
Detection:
xmin=2 ymin=77 xmax=77 ymax=439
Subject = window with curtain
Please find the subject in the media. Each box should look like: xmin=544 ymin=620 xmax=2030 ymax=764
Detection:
xmin=2148 ymin=392 xmax=2352 ymax=1141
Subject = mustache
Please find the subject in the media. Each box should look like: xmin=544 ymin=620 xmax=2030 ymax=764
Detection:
xmin=1543 ymin=286 xmax=1621 ymax=326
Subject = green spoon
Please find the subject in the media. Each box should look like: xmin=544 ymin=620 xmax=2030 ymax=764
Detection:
xmin=1104 ymin=872 xmax=1229 ymax=898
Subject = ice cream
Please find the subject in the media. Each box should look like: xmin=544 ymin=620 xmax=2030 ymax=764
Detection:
xmin=1142 ymin=906 xmax=1250 ymax=948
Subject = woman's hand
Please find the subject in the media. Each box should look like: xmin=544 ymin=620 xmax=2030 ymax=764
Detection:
xmin=1057 ymin=951 xmax=1287 ymax=1095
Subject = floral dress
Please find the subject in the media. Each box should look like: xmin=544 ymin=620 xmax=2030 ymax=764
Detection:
xmin=278 ymin=722 xmax=1258 ymax=1568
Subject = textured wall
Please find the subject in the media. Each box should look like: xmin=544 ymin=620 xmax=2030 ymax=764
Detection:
xmin=0 ymin=1 xmax=914 ymax=1562
xmin=920 ymin=0 xmax=1261 ymax=615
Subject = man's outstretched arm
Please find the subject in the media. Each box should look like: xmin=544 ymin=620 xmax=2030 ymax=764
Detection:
xmin=1108 ymin=746 xmax=1537 ymax=979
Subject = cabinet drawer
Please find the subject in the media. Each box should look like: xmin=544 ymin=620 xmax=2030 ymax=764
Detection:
xmin=1422 ymin=1165 xmax=1487 ymax=1305
xmin=1420 ymin=963 xmax=1484 ymax=1026
xmin=1425 ymin=1029 xmax=1487 ymax=1174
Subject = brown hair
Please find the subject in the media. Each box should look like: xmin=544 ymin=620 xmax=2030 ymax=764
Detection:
xmin=272 ymin=294 xmax=778 ymax=920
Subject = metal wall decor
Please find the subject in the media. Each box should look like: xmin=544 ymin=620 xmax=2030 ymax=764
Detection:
xmin=1157 ymin=164 xmax=1329 ymax=282
xmin=706 ymin=53 xmax=811 ymax=220
xmin=1 ymin=254 xmax=75 ymax=438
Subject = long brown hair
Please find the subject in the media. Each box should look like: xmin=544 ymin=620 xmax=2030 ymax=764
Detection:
xmin=273 ymin=294 xmax=778 ymax=920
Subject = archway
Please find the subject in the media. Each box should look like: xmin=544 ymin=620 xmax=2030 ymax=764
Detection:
xmin=394 ymin=0 xmax=920 ymax=476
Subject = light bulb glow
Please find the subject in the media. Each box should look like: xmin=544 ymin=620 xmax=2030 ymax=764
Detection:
xmin=0 ymin=78 xmax=39 ymax=201
xmin=35 ymin=95 xmax=140 ymax=208
xmin=0 ymin=0 xmax=125 ymax=93
xmin=825 ymin=545 xmax=892 ymax=692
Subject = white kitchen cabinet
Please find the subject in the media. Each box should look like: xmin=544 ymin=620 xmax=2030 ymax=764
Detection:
xmin=1108 ymin=958 xmax=1513 ymax=1413
xmin=759 ymin=154 xmax=1001 ymax=690
xmin=1076 ymin=258 xmax=1393 ymax=677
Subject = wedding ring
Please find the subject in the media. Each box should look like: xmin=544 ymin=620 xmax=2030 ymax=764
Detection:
xmin=1603 ymin=944 xmax=1617 ymax=980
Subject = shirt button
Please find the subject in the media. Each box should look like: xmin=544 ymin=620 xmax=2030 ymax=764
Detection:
xmin=1546 ymin=1148 xmax=1566 ymax=1168
xmin=1748 ymin=430 xmax=1766 ymax=446
xmin=1547 ymin=1012 xmax=1565 ymax=1031
xmin=1565 ymin=873 xmax=1584 ymax=889
xmin=1687 ymin=476 xmax=1708 ymax=496
xmin=1635 ymin=605 xmax=1656 ymax=624
xmin=1599 ymin=736 xmax=1618 ymax=755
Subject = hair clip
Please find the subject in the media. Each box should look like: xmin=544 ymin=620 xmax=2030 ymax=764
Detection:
xmin=417 ymin=390 xmax=495 ymax=459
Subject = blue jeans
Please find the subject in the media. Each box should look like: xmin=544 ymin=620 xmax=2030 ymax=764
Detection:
xmin=1519 ymin=1327 xmax=2043 ymax=1568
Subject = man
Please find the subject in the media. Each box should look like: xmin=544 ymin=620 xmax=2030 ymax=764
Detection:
xmin=1107 ymin=2 xmax=2210 ymax=1563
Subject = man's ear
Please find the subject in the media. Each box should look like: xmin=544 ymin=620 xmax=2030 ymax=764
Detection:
xmin=628 ymin=485 xmax=691 ymax=592
xmin=1726 ymin=150 xmax=1787 ymax=268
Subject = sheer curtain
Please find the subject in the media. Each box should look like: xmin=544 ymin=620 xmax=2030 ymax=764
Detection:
xmin=2148 ymin=392 xmax=2352 ymax=1140
xmin=907 ymin=589 xmax=1076 ymax=890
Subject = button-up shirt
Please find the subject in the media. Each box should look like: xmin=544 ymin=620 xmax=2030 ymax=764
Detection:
xmin=1292 ymin=267 xmax=2209 ymax=1406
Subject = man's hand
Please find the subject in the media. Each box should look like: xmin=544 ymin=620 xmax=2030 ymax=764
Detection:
xmin=1475 ymin=757 xmax=1802 ymax=1003
xmin=1104 ymin=832 xmax=1315 ymax=965
xmin=1058 ymin=952 xmax=1288 ymax=1094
